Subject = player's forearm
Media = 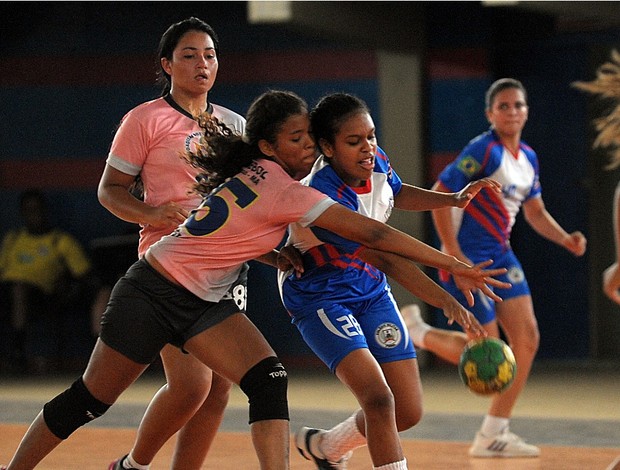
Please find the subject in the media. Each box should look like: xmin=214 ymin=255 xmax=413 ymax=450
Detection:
xmin=395 ymin=184 xmax=459 ymax=211
xmin=431 ymin=207 xmax=463 ymax=257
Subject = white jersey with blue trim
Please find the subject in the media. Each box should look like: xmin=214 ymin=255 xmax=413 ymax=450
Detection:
xmin=437 ymin=129 xmax=541 ymax=259
xmin=279 ymin=146 xmax=402 ymax=311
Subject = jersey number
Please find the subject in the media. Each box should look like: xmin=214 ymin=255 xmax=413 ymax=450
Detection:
xmin=185 ymin=178 xmax=258 ymax=236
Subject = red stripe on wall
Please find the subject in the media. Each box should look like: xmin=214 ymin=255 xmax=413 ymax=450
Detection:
xmin=218 ymin=50 xmax=377 ymax=83
xmin=1 ymin=50 xmax=377 ymax=87
xmin=0 ymin=159 xmax=106 ymax=190
xmin=1 ymin=56 xmax=158 ymax=86
xmin=427 ymin=48 xmax=489 ymax=79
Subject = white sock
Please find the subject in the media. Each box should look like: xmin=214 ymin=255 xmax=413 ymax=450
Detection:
xmin=124 ymin=453 xmax=150 ymax=470
xmin=411 ymin=324 xmax=430 ymax=349
xmin=320 ymin=413 xmax=367 ymax=462
xmin=480 ymin=415 xmax=510 ymax=437
xmin=373 ymin=458 xmax=408 ymax=469
xmin=402 ymin=304 xmax=430 ymax=348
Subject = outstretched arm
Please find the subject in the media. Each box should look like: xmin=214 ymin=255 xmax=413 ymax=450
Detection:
xmin=522 ymin=197 xmax=587 ymax=257
xmin=312 ymin=203 xmax=507 ymax=294
xmin=360 ymin=248 xmax=486 ymax=337
xmin=394 ymin=178 xmax=501 ymax=211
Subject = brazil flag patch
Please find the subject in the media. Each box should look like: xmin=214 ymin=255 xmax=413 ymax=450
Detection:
xmin=457 ymin=155 xmax=480 ymax=177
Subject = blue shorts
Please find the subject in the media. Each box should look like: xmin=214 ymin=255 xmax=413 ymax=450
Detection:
xmin=439 ymin=249 xmax=530 ymax=325
xmin=291 ymin=286 xmax=416 ymax=372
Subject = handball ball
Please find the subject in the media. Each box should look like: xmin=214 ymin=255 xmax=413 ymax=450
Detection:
xmin=458 ymin=338 xmax=516 ymax=396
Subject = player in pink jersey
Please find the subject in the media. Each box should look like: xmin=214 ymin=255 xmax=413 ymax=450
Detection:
xmin=3 ymin=89 xmax=508 ymax=470
xmin=97 ymin=18 xmax=290 ymax=470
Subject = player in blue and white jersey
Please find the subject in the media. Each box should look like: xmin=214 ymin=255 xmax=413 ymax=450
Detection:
xmin=279 ymin=93 xmax=506 ymax=470
xmin=404 ymin=78 xmax=587 ymax=458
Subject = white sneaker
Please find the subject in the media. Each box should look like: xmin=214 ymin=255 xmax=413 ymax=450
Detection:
xmin=469 ymin=429 xmax=540 ymax=458
xmin=295 ymin=427 xmax=352 ymax=469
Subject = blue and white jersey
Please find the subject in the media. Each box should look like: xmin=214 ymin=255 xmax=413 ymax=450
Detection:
xmin=279 ymin=146 xmax=402 ymax=313
xmin=437 ymin=129 xmax=541 ymax=260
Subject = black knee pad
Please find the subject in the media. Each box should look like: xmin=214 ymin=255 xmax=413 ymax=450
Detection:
xmin=239 ymin=356 xmax=289 ymax=424
xmin=43 ymin=377 xmax=111 ymax=439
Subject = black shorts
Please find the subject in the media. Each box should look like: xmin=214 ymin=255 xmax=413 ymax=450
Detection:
xmin=100 ymin=259 xmax=241 ymax=364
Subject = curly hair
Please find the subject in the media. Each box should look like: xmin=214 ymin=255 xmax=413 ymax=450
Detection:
xmin=185 ymin=90 xmax=308 ymax=196
xmin=572 ymin=50 xmax=620 ymax=170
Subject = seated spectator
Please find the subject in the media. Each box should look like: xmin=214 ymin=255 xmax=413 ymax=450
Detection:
xmin=0 ymin=189 xmax=109 ymax=374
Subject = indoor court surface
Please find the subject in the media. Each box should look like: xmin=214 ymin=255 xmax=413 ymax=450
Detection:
xmin=1 ymin=361 xmax=619 ymax=469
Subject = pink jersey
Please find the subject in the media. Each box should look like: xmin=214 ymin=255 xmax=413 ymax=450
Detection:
xmin=148 ymin=158 xmax=336 ymax=302
xmin=106 ymin=96 xmax=246 ymax=257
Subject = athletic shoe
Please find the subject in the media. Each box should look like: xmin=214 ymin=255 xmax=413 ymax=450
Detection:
xmin=295 ymin=427 xmax=351 ymax=469
xmin=469 ymin=429 xmax=540 ymax=457
xmin=108 ymin=455 xmax=128 ymax=470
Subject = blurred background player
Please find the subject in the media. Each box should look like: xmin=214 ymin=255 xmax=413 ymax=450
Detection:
xmin=0 ymin=189 xmax=108 ymax=375
xmin=403 ymin=78 xmax=587 ymax=458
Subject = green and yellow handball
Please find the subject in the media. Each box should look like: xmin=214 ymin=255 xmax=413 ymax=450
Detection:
xmin=458 ymin=338 xmax=516 ymax=396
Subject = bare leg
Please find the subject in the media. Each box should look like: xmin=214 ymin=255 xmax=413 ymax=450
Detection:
xmin=490 ymin=295 xmax=539 ymax=418
xmin=7 ymin=340 xmax=147 ymax=470
xmin=129 ymin=345 xmax=213 ymax=467
xmin=333 ymin=349 xmax=403 ymax=467
xmin=402 ymin=304 xmax=499 ymax=364
xmin=171 ymin=372 xmax=232 ymax=470
xmin=183 ymin=313 xmax=290 ymax=470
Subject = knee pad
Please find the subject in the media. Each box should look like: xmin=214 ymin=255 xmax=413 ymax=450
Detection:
xmin=43 ymin=377 xmax=111 ymax=439
xmin=239 ymin=356 xmax=289 ymax=424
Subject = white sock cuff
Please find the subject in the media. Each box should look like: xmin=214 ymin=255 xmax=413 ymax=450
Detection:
xmin=480 ymin=415 xmax=510 ymax=437
xmin=125 ymin=453 xmax=150 ymax=470
xmin=373 ymin=458 xmax=408 ymax=469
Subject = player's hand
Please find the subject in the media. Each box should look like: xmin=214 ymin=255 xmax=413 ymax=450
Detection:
xmin=562 ymin=231 xmax=587 ymax=257
xmin=603 ymin=262 xmax=620 ymax=305
xmin=453 ymin=178 xmax=502 ymax=209
xmin=440 ymin=296 xmax=487 ymax=338
xmin=277 ymin=245 xmax=305 ymax=278
xmin=451 ymin=259 xmax=511 ymax=307
xmin=144 ymin=202 xmax=189 ymax=228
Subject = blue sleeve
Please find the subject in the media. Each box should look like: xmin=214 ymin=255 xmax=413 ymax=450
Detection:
xmin=308 ymin=166 xmax=363 ymax=254
xmin=522 ymin=144 xmax=542 ymax=200
xmin=438 ymin=131 xmax=499 ymax=191
xmin=376 ymin=146 xmax=403 ymax=196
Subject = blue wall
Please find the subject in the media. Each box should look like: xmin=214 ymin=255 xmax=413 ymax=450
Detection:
xmin=2 ymin=1 xmax=618 ymax=362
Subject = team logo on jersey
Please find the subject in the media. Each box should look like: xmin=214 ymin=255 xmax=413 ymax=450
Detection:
xmin=507 ymin=266 xmax=525 ymax=284
xmin=375 ymin=322 xmax=401 ymax=349
xmin=457 ymin=155 xmax=481 ymax=177
xmin=185 ymin=131 xmax=203 ymax=154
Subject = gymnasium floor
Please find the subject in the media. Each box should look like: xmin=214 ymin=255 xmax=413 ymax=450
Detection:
xmin=1 ymin=359 xmax=619 ymax=469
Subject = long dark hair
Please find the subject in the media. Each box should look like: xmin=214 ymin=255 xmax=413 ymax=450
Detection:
xmin=186 ymin=90 xmax=308 ymax=195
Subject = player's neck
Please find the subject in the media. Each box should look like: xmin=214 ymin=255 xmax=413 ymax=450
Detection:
xmin=497 ymin=133 xmax=521 ymax=156
xmin=169 ymin=90 xmax=209 ymax=117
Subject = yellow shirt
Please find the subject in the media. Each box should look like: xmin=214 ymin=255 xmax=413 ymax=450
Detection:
xmin=0 ymin=229 xmax=91 ymax=295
